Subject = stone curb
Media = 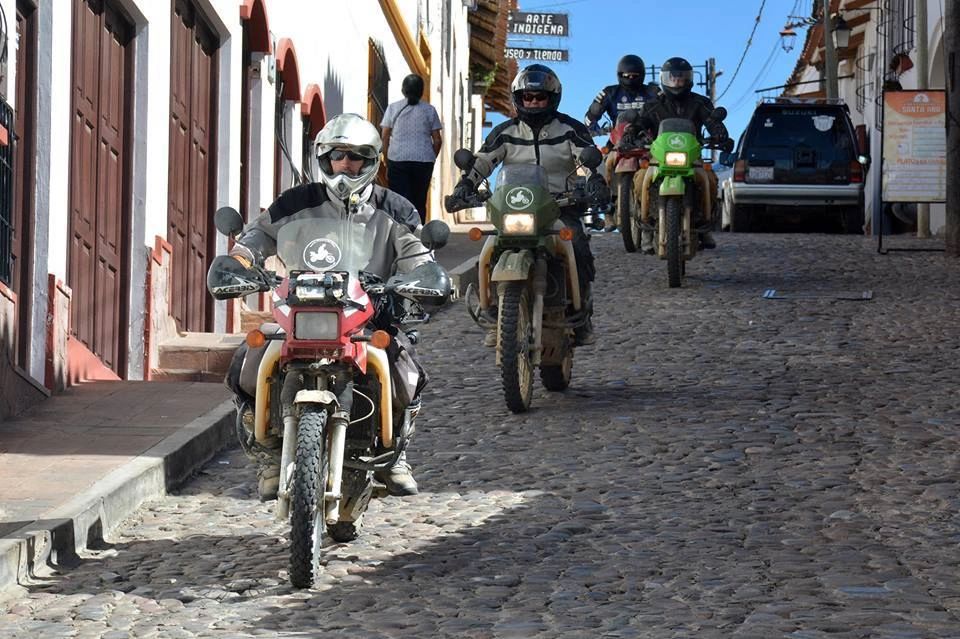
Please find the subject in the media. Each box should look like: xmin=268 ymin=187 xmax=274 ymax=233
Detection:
xmin=0 ymin=399 xmax=236 ymax=598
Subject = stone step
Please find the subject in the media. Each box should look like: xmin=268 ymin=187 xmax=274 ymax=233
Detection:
xmin=149 ymin=368 xmax=226 ymax=383
xmin=240 ymin=310 xmax=273 ymax=334
xmin=155 ymin=332 xmax=245 ymax=379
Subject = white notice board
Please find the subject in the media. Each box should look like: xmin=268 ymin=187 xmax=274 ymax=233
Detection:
xmin=882 ymin=90 xmax=946 ymax=202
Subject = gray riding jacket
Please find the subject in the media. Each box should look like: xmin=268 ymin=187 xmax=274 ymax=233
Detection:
xmin=465 ymin=113 xmax=596 ymax=194
xmin=230 ymin=182 xmax=431 ymax=279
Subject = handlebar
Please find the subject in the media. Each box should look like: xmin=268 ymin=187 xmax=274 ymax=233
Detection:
xmin=444 ymin=190 xmax=491 ymax=213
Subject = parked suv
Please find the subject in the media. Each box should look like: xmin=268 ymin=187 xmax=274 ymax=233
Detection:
xmin=720 ymin=98 xmax=868 ymax=233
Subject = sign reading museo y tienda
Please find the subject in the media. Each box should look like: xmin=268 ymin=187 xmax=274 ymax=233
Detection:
xmin=882 ymin=90 xmax=947 ymax=203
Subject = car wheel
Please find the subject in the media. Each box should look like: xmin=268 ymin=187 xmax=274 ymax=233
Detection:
xmin=732 ymin=204 xmax=752 ymax=233
xmin=842 ymin=206 xmax=864 ymax=235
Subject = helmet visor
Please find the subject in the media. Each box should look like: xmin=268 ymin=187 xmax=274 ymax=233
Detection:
xmin=661 ymin=69 xmax=693 ymax=89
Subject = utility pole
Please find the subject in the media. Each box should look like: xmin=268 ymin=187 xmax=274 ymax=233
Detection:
xmin=947 ymin=0 xmax=960 ymax=257
xmin=916 ymin=0 xmax=931 ymax=238
xmin=822 ymin=0 xmax=839 ymax=100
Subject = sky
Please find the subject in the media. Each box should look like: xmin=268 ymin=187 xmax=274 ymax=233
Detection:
xmin=484 ymin=0 xmax=817 ymax=145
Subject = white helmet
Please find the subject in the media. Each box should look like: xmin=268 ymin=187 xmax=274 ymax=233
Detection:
xmin=315 ymin=113 xmax=382 ymax=201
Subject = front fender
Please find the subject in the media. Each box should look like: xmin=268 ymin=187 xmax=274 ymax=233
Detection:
xmin=294 ymin=390 xmax=339 ymax=406
xmin=491 ymin=249 xmax=534 ymax=282
xmin=659 ymin=174 xmax=688 ymax=197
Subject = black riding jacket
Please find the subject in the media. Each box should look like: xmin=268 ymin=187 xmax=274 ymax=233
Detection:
xmin=638 ymin=92 xmax=729 ymax=142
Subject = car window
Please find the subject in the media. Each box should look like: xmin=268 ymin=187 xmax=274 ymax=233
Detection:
xmin=745 ymin=108 xmax=854 ymax=160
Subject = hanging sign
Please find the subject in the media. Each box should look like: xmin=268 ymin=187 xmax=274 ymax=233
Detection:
xmin=504 ymin=47 xmax=569 ymax=63
xmin=508 ymin=12 xmax=570 ymax=37
xmin=882 ymin=90 xmax=947 ymax=203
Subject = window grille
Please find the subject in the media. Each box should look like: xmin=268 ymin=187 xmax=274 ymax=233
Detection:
xmin=0 ymin=99 xmax=14 ymax=287
xmin=368 ymin=39 xmax=390 ymax=129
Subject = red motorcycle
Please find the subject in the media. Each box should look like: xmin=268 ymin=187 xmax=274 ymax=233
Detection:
xmin=209 ymin=208 xmax=450 ymax=589
xmin=608 ymin=116 xmax=650 ymax=253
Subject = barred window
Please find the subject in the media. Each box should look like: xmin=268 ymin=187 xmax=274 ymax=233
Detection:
xmin=367 ymin=39 xmax=390 ymax=129
xmin=0 ymin=100 xmax=14 ymax=288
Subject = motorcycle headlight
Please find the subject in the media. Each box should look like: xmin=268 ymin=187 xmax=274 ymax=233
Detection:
xmin=294 ymin=312 xmax=339 ymax=340
xmin=664 ymin=152 xmax=688 ymax=167
xmin=502 ymin=213 xmax=536 ymax=235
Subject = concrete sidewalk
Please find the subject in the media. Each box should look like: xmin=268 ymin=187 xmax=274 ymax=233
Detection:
xmin=0 ymin=381 xmax=234 ymax=596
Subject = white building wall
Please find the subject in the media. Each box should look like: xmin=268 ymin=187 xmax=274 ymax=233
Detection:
xmin=8 ymin=0 xmax=476 ymax=382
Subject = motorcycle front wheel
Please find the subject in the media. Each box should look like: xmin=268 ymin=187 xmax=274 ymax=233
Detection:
xmin=499 ymin=282 xmax=534 ymax=413
xmin=665 ymin=197 xmax=683 ymax=288
xmin=617 ymin=176 xmax=638 ymax=253
xmin=289 ymin=405 xmax=328 ymax=589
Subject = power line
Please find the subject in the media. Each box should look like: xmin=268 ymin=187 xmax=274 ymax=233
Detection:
xmin=716 ymin=0 xmax=768 ymax=101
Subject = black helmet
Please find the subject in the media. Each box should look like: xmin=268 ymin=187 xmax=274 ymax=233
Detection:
xmin=660 ymin=57 xmax=694 ymax=97
xmin=617 ymin=55 xmax=646 ymax=91
xmin=511 ymin=64 xmax=562 ymax=127
xmin=401 ymin=74 xmax=424 ymax=105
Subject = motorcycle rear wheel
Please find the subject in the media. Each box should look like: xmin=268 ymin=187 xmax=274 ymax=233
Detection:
xmin=289 ymin=406 xmax=328 ymax=589
xmin=666 ymin=197 xmax=683 ymax=288
xmin=540 ymin=345 xmax=572 ymax=391
xmin=499 ymin=282 xmax=534 ymax=413
xmin=618 ymin=176 xmax=638 ymax=253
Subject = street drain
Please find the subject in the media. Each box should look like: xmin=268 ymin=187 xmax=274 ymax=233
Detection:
xmin=762 ymin=289 xmax=874 ymax=300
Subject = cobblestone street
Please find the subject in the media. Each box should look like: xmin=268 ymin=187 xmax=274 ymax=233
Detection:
xmin=2 ymin=233 xmax=959 ymax=638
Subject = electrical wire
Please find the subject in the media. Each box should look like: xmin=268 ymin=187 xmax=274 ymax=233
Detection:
xmin=716 ymin=0 xmax=768 ymax=101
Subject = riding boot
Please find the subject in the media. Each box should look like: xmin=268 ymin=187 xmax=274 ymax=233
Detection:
xmin=479 ymin=307 xmax=497 ymax=347
xmin=640 ymin=228 xmax=656 ymax=254
xmin=373 ymin=401 xmax=420 ymax=496
xmin=572 ymin=283 xmax=596 ymax=346
xmin=237 ymin=404 xmax=282 ymax=501
xmin=698 ymin=230 xmax=717 ymax=249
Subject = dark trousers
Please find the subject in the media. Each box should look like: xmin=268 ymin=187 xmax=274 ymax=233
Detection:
xmin=387 ymin=160 xmax=434 ymax=224
xmin=559 ymin=209 xmax=595 ymax=291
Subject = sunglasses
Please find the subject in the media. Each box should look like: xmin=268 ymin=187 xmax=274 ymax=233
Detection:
xmin=619 ymin=72 xmax=642 ymax=79
xmin=328 ymin=149 xmax=368 ymax=162
xmin=521 ymin=92 xmax=549 ymax=102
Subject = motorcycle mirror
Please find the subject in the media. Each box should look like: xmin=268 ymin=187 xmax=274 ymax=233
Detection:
xmin=420 ymin=220 xmax=450 ymax=250
xmin=214 ymin=207 xmax=244 ymax=237
xmin=718 ymin=150 xmax=737 ymax=167
xmin=710 ymin=107 xmax=728 ymax=122
xmin=453 ymin=148 xmax=476 ymax=171
xmin=579 ymin=146 xmax=603 ymax=170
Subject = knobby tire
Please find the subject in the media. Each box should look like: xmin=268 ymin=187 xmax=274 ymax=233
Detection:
xmin=289 ymin=406 xmax=327 ymax=589
xmin=499 ymin=282 xmax=534 ymax=413
xmin=666 ymin=198 xmax=683 ymax=288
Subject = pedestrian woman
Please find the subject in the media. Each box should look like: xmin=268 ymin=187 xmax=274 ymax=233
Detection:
xmin=381 ymin=74 xmax=443 ymax=225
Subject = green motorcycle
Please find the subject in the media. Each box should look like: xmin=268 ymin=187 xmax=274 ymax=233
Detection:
xmin=445 ymin=147 xmax=605 ymax=413
xmin=634 ymin=110 xmax=730 ymax=287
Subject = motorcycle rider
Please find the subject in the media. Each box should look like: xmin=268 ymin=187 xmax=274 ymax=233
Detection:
xmin=632 ymin=57 xmax=729 ymax=253
xmin=583 ymin=55 xmax=659 ymax=231
xmin=216 ymin=113 xmax=437 ymax=499
xmin=451 ymin=64 xmax=607 ymax=347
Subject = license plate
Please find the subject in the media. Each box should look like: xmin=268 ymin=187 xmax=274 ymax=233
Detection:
xmin=748 ymin=166 xmax=774 ymax=182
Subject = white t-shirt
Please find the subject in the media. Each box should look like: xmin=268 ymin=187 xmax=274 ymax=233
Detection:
xmin=381 ymin=100 xmax=442 ymax=163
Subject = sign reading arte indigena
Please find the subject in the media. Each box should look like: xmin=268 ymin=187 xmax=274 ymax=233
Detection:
xmin=882 ymin=90 xmax=946 ymax=203
xmin=508 ymin=12 xmax=569 ymax=36
xmin=504 ymin=47 xmax=569 ymax=63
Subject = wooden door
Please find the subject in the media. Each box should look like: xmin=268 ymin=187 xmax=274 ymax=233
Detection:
xmin=167 ymin=0 xmax=218 ymax=332
xmin=67 ymin=0 xmax=132 ymax=374
xmin=12 ymin=1 xmax=38 ymax=368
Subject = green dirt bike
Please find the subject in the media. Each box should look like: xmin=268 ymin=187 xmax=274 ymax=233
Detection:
xmin=444 ymin=147 xmax=607 ymax=413
xmin=635 ymin=109 xmax=731 ymax=287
